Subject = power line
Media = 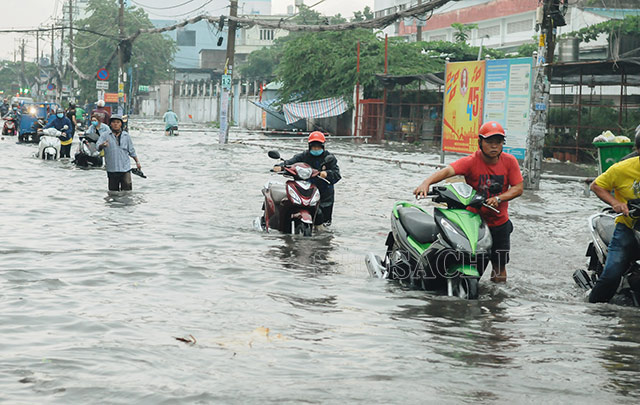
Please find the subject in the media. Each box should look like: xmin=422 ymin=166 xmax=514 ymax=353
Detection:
xmin=0 ymin=26 xmax=119 ymax=40
xmin=130 ymin=0 xmax=198 ymax=10
xmin=142 ymin=0 xmax=216 ymax=19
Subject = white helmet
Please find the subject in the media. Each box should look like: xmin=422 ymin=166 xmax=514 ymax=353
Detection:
xmin=97 ymin=100 xmax=105 ymax=107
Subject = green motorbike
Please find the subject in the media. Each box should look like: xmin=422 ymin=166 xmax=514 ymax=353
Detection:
xmin=366 ymin=183 xmax=495 ymax=299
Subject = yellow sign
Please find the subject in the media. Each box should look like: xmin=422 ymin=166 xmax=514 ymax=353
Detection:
xmin=118 ymin=83 xmax=125 ymax=91
xmin=442 ymin=60 xmax=486 ymax=154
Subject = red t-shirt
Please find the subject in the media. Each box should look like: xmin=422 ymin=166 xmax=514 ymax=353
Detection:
xmin=449 ymin=150 xmax=523 ymax=227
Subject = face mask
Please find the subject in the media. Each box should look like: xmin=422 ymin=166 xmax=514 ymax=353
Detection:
xmin=91 ymin=120 xmax=99 ymax=127
xmin=57 ymin=113 xmax=64 ymax=119
xmin=310 ymin=149 xmax=323 ymax=157
xmin=12 ymin=107 xmax=17 ymax=111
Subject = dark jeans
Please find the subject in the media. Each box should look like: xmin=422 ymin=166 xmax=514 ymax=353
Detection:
xmin=107 ymin=171 xmax=132 ymax=191
xmin=489 ymin=219 xmax=513 ymax=267
xmin=589 ymin=223 xmax=640 ymax=303
xmin=60 ymin=144 xmax=71 ymax=158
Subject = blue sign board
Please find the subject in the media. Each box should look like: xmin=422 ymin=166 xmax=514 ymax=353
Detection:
xmin=483 ymin=57 xmax=533 ymax=160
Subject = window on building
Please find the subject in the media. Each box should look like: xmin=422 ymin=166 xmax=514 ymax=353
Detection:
xmin=260 ymin=29 xmax=274 ymax=41
xmin=177 ymin=30 xmax=196 ymax=47
xmin=507 ymin=19 xmax=532 ymax=34
xmin=478 ymin=25 xmax=500 ymax=38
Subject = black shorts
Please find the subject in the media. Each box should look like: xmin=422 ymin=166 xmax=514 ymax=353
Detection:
xmin=489 ymin=219 xmax=513 ymax=266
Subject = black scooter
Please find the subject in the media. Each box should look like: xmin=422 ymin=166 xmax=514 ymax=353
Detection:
xmin=574 ymin=200 xmax=640 ymax=305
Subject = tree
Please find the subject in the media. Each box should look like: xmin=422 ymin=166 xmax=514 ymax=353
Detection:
xmin=564 ymin=15 xmax=640 ymax=43
xmin=275 ymin=29 xmax=383 ymax=103
xmin=0 ymin=61 xmax=39 ymax=97
xmin=73 ymin=0 xmax=176 ymax=103
xmin=451 ymin=23 xmax=478 ymax=43
xmin=352 ymin=6 xmax=374 ymax=22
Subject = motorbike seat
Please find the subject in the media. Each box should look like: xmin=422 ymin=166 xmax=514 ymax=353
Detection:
xmin=397 ymin=206 xmax=438 ymax=244
xmin=269 ymin=183 xmax=288 ymax=204
xmin=595 ymin=215 xmax=616 ymax=247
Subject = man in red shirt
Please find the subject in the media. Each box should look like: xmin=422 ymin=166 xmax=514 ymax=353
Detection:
xmin=414 ymin=121 xmax=524 ymax=282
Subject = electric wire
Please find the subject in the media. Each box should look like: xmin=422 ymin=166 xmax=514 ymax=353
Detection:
xmin=130 ymin=0 xmax=198 ymax=10
xmin=142 ymin=0 xmax=215 ymax=19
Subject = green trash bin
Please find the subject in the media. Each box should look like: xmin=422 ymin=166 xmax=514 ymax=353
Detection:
xmin=593 ymin=142 xmax=635 ymax=174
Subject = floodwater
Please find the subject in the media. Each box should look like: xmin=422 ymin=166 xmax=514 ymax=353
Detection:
xmin=1 ymin=120 xmax=639 ymax=404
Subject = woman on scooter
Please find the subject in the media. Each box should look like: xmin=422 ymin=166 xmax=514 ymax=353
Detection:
xmin=273 ymin=131 xmax=341 ymax=226
xmin=44 ymin=107 xmax=74 ymax=158
xmin=413 ymin=121 xmax=524 ymax=283
xmin=588 ymin=134 xmax=640 ymax=303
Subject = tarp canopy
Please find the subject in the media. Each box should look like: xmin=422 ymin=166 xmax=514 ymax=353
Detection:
xmin=283 ymin=97 xmax=349 ymax=125
xmin=549 ymin=58 xmax=640 ymax=85
xmin=375 ymin=73 xmax=445 ymax=88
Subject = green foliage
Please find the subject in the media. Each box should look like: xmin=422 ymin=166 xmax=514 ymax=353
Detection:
xmin=562 ymin=15 xmax=640 ymax=43
xmin=0 ymin=61 xmax=39 ymax=96
xmin=420 ymin=40 xmax=505 ymax=61
xmin=352 ymin=6 xmax=374 ymax=22
xmin=239 ymin=46 xmax=280 ymax=81
xmin=275 ymin=29 xmax=382 ymax=103
xmin=451 ymin=23 xmax=478 ymax=43
xmin=74 ymin=0 xmax=176 ymax=102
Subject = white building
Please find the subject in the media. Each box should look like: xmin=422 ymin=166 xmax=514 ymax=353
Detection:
xmin=374 ymin=0 xmax=640 ymax=60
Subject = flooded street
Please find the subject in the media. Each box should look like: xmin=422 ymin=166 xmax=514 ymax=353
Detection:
xmin=1 ymin=120 xmax=639 ymax=404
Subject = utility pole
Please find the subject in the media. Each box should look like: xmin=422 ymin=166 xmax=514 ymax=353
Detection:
xmin=118 ymin=0 xmax=125 ymax=114
xmin=523 ymin=0 xmax=560 ymax=190
xmin=416 ymin=0 xmax=422 ymax=41
xmin=36 ymin=30 xmax=39 ymax=65
xmin=69 ymin=0 xmax=74 ymax=98
xmin=51 ymin=24 xmax=55 ymax=67
xmin=220 ymin=0 xmax=238 ymax=144
xmin=20 ymin=40 xmax=26 ymax=90
xmin=59 ymin=21 xmax=65 ymax=103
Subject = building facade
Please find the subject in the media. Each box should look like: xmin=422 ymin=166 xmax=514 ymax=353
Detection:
xmin=374 ymin=0 xmax=640 ymax=59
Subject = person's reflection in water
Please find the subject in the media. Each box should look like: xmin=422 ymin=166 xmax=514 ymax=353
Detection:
xmin=104 ymin=191 xmax=146 ymax=207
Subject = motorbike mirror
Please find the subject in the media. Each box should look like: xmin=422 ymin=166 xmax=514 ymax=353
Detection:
xmin=62 ymin=125 xmax=69 ymax=130
xmin=268 ymin=150 xmax=281 ymax=160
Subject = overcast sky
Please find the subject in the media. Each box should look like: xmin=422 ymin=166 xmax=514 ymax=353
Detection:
xmin=0 ymin=0 xmax=373 ymax=61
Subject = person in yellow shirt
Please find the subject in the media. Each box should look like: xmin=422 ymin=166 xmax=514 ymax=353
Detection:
xmin=588 ymin=135 xmax=640 ymax=303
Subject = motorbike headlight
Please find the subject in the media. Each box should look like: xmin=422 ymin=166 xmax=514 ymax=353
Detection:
xmin=310 ymin=189 xmax=321 ymax=206
xmin=295 ymin=166 xmax=312 ymax=180
xmin=439 ymin=217 xmax=472 ymax=252
xmin=287 ymin=184 xmax=302 ymax=205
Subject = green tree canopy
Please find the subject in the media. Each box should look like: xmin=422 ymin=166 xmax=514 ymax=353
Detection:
xmin=563 ymin=15 xmax=640 ymax=42
xmin=74 ymin=0 xmax=176 ymax=102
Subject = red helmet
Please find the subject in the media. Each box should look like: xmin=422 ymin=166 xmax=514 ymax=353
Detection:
xmin=478 ymin=121 xmax=506 ymax=139
xmin=308 ymin=131 xmax=326 ymax=144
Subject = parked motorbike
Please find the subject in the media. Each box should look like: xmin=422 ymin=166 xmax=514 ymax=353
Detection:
xmin=36 ymin=127 xmax=63 ymax=160
xmin=365 ymin=183 xmax=497 ymax=299
xmin=573 ymin=200 xmax=640 ymax=305
xmin=2 ymin=116 xmax=17 ymax=135
xmin=254 ymin=150 xmax=325 ymax=237
xmin=73 ymin=127 xmax=103 ymax=168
